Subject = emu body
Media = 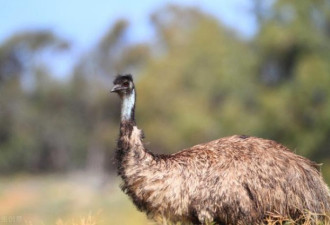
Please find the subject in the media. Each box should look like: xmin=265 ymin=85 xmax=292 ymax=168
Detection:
xmin=111 ymin=74 xmax=330 ymax=225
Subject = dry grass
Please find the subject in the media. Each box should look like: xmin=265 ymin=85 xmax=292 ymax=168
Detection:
xmin=263 ymin=212 xmax=330 ymax=225
xmin=55 ymin=213 xmax=99 ymax=225
xmin=158 ymin=212 xmax=330 ymax=225
xmin=51 ymin=211 xmax=330 ymax=225
xmin=0 ymin=173 xmax=151 ymax=225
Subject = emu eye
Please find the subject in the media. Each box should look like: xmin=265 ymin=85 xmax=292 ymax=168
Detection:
xmin=123 ymin=82 xmax=129 ymax=87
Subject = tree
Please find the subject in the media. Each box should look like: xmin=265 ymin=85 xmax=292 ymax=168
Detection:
xmin=0 ymin=31 xmax=69 ymax=172
xmin=137 ymin=5 xmax=257 ymax=153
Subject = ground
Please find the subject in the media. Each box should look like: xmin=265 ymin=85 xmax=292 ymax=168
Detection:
xmin=0 ymin=173 xmax=151 ymax=225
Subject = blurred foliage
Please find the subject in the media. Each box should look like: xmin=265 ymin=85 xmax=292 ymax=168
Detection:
xmin=0 ymin=0 xmax=329 ymax=183
xmin=139 ymin=1 xmax=330 ymax=183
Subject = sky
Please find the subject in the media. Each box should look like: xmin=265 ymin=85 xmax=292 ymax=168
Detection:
xmin=0 ymin=0 xmax=258 ymax=78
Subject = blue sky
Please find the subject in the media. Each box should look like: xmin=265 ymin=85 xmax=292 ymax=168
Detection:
xmin=0 ymin=0 xmax=258 ymax=78
xmin=1 ymin=0 xmax=257 ymax=46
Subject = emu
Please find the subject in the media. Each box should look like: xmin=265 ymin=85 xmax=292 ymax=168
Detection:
xmin=111 ymin=74 xmax=330 ymax=225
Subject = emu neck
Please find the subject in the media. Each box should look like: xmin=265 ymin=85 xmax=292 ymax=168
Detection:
xmin=121 ymin=90 xmax=135 ymax=122
xmin=117 ymin=89 xmax=156 ymax=180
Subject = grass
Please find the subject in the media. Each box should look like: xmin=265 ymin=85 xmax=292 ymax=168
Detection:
xmin=0 ymin=173 xmax=329 ymax=225
xmin=0 ymin=173 xmax=152 ymax=225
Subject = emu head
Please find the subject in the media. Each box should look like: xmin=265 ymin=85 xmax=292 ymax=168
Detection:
xmin=111 ymin=74 xmax=135 ymax=97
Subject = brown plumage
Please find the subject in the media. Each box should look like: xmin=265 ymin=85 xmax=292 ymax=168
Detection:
xmin=111 ymin=74 xmax=330 ymax=225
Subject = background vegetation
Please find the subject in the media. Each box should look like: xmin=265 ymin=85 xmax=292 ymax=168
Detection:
xmin=1 ymin=0 xmax=330 ymax=224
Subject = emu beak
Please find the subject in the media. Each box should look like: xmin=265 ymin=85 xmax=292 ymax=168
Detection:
xmin=111 ymin=84 xmax=122 ymax=93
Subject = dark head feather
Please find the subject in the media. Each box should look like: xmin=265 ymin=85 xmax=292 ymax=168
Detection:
xmin=113 ymin=74 xmax=133 ymax=85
